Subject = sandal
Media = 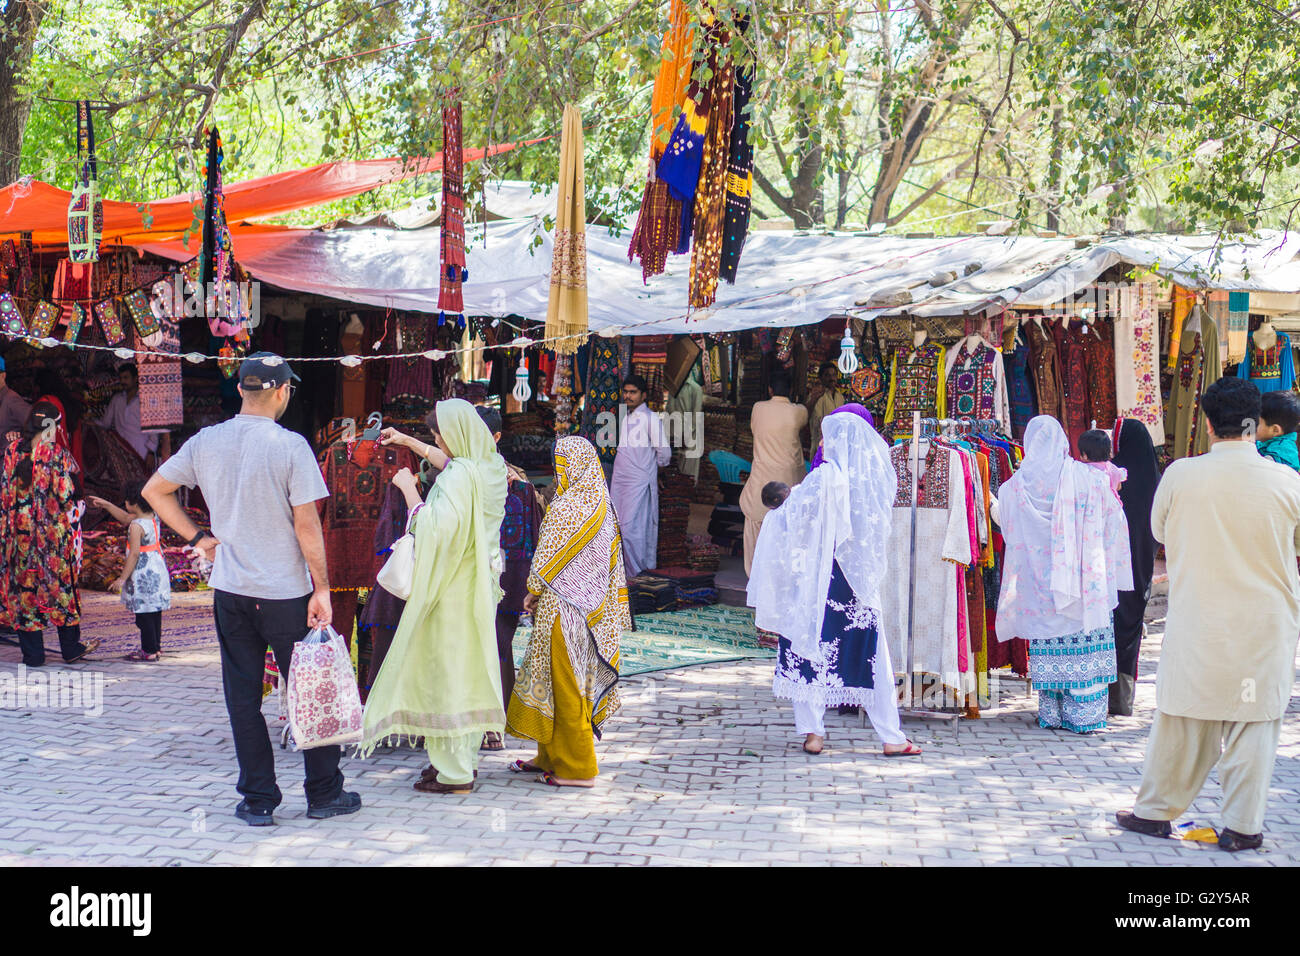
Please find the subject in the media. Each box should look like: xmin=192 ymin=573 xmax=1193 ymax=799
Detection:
xmin=420 ymin=765 xmax=477 ymax=782
xmin=508 ymin=759 xmax=545 ymax=774
xmin=802 ymin=734 xmax=824 ymax=755
xmin=124 ymin=650 xmax=161 ymax=662
xmin=65 ymin=639 xmax=101 ymax=664
xmin=537 ymin=772 xmax=595 ymax=789
xmin=413 ymin=777 xmax=473 ymax=795
xmin=480 ymin=731 xmax=504 ymax=751
xmin=884 ymin=740 xmax=922 ymax=758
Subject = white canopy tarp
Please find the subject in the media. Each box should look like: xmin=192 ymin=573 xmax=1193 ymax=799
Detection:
xmin=139 ymin=219 xmax=1300 ymax=334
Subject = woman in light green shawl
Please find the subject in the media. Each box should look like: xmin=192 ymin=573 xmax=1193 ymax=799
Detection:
xmin=360 ymin=398 xmax=508 ymax=794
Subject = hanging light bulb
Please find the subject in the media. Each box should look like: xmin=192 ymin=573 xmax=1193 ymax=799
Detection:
xmin=836 ymin=325 xmax=859 ymax=376
xmin=512 ymin=353 xmax=532 ymax=403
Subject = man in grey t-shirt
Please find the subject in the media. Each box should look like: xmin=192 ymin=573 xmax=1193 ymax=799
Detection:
xmin=145 ymin=353 xmax=361 ymax=827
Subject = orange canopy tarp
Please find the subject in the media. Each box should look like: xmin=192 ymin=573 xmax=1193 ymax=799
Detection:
xmin=0 ymin=139 xmax=542 ymax=246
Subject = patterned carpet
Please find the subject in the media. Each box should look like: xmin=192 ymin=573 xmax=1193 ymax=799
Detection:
xmin=515 ymin=603 xmax=775 ymax=677
xmin=0 ymin=589 xmax=221 ymax=659
xmin=4 ymin=591 xmax=774 ymax=678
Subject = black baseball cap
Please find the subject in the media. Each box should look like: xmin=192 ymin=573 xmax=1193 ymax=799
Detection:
xmin=238 ymin=352 xmax=301 ymax=391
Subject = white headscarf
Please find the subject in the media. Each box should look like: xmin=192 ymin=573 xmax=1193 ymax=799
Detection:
xmin=747 ymin=411 xmax=897 ymax=659
xmin=996 ymin=415 xmax=1132 ymax=640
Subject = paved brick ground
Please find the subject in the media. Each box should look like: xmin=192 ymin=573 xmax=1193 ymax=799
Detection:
xmin=1 ymin=594 xmax=1297 ymax=866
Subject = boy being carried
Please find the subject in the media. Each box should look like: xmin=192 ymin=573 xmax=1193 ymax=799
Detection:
xmin=1256 ymin=390 xmax=1300 ymax=473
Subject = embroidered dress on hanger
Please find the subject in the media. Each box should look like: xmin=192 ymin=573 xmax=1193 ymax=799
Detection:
xmin=881 ymin=441 xmax=974 ymax=697
xmin=438 ymin=100 xmax=466 ymax=319
xmin=1236 ymin=329 xmax=1295 ymax=393
xmin=1023 ymin=319 xmax=1064 ymax=423
xmin=1168 ymin=320 xmax=1221 ymax=459
xmin=883 ymin=342 xmax=946 ymax=425
xmin=1007 ymin=340 xmax=1036 ymax=439
xmin=943 ymin=337 xmax=1010 ymax=433
xmin=1081 ymin=318 xmax=1118 ymax=431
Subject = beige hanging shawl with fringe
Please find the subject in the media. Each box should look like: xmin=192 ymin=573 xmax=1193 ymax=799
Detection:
xmin=546 ymin=104 xmax=588 ymax=355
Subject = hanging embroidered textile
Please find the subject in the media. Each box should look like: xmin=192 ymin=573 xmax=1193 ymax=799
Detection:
xmin=686 ymin=28 xmax=735 ymax=310
xmin=94 ymin=297 xmax=126 ymax=346
xmin=718 ymin=56 xmax=754 ymax=285
xmin=883 ymin=342 xmax=946 ymax=425
xmin=627 ymin=0 xmax=694 ymax=281
xmin=138 ymin=308 xmax=183 ymax=428
xmin=0 ymin=292 xmax=25 ymax=337
xmin=545 ymin=104 xmax=588 ymax=354
xmin=1112 ymin=285 xmax=1164 ymax=445
xmin=1007 ymin=339 xmax=1036 ymax=438
xmin=1167 ymin=318 xmax=1220 ymax=459
xmin=1167 ymin=285 xmax=1195 ymax=370
xmin=438 ymin=98 xmax=466 ymax=323
xmin=67 ymin=100 xmax=103 ymax=264
xmin=1227 ymin=291 xmax=1250 ymax=363
xmin=199 ymin=127 xmax=244 ymax=338
xmin=580 ymin=338 xmax=623 ymax=469
xmin=64 ymin=302 xmax=86 ymax=343
xmin=28 ymin=301 xmax=60 ymax=339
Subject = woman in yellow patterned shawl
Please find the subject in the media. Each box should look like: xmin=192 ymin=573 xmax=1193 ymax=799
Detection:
xmin=507 ymin=435 xmax=630 ymax=787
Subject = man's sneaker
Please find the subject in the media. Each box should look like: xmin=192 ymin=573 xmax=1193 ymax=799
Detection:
xmin=235 ymin=801 xmax=275 ymax=827
xmin=306 ymin=790 xmax=362 ymax=820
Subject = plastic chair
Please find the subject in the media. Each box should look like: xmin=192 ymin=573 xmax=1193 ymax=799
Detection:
xmin=708 ymin=449 xmax=751 ymax=484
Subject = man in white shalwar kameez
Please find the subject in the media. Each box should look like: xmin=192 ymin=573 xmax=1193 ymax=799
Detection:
xmin=610 ymin=375 xmax=671 ymax=578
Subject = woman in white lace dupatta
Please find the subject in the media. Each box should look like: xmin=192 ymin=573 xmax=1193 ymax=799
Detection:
xmin=996 ymin=415 xmax=1132 ymax=734
xmin=748 ymin=406 xmax=919 ymax=757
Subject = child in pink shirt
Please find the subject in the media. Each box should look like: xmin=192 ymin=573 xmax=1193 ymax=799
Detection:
xmin=1079 ymin=428 xmax=1126 ymax=498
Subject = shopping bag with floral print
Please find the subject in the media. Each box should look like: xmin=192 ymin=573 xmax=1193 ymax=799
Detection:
xmin=286 ymin=626 xmax=364 ymax=750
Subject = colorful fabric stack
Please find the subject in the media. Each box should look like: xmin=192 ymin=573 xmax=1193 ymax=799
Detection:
xmin=628 ymin=574 xmax=678 ymax=614
xmin=657 ymin=467 xmax=694 ymax=568
xmin=646 ymin=566 xmax=718 ymax=608
xmin=686 ymin=534 xmax=721 ymax=573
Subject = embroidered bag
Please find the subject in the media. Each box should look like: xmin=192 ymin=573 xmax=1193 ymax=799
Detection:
xmin=123 ymin=288 xmax=159 ymax=338
xmin=0 ymin=292 xmax=25 ymax=336
xmin=64 ymin=303 xmax=87 ymax=343
xmin=286 ymin=626 xmax=364 ymax=750
xmin=28 ymin=300 xmax=60 ymax=339
xmin=95 ymin=297 xmax=126 ymax=345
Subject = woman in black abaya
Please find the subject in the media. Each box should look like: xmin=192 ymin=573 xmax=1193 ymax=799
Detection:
xmin=1109 ymin=418 xmax=1160 ymax=716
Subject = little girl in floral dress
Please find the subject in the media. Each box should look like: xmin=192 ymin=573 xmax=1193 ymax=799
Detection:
xmin=89 ymin=481 xmax=172 ymax=662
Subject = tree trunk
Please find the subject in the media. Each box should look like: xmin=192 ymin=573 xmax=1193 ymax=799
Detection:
xmin=1046 ymin=107 xmax=1063 ymax=231
xmin=0 ymin=2 xmax=48 ymax=186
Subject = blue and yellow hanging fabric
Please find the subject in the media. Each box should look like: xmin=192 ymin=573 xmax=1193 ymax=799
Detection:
xmin=658 ymin=15 xmax=730 ymax=254
xmin=718 ymin=50 xmax=754 ymax=285
xmin=545 ymin=104 xmax=588 ymax=355
xmin=627 ymin=0 xmax=695 ymax=282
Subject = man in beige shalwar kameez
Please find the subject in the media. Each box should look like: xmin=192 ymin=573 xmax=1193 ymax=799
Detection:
xmin=740 ymin=369 xmax=808 ymax=576
xmin=1118 ymin=378 xmax=1300 ymax=851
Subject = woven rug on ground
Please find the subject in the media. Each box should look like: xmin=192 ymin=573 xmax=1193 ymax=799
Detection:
xmin=2 ymin=589 xmax=219 ymax=658
xmin=514 ymin=603 xmax=775 ymax=677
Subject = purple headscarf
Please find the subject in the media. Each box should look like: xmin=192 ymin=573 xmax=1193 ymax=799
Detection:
xmin=810 ymin=402 xmax=875 ymax=470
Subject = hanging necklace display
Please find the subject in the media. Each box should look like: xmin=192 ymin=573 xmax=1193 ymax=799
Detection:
xmin=67 ymin=100 xmax=103 ymax=264
xmin=200 ymin=127 xmax=246 ymax=338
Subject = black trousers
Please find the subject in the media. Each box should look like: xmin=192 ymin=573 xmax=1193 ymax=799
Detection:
xmin=135 ymin=611 xmax=162 ymax=654
xmin=213 ymin=590 xmax=345 ymax=811
xmin=496 ymin=609 xmax=519 ymax=707
xmin=18 ymin=625 xmax=86 ymax=666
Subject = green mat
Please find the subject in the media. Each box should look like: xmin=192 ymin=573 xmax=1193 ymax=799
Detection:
xmin=515 ymin=604 xmax=775 ymax=677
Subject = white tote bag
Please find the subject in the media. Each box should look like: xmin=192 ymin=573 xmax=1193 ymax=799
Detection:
xmin=375 ymin=531 xmax=415 ymax=601
xmin=286 ymin=626 xmax=364 ymax=750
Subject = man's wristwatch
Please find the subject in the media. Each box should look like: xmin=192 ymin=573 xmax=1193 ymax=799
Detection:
xmin=188 ymin=531 xmax=211 ymax=547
